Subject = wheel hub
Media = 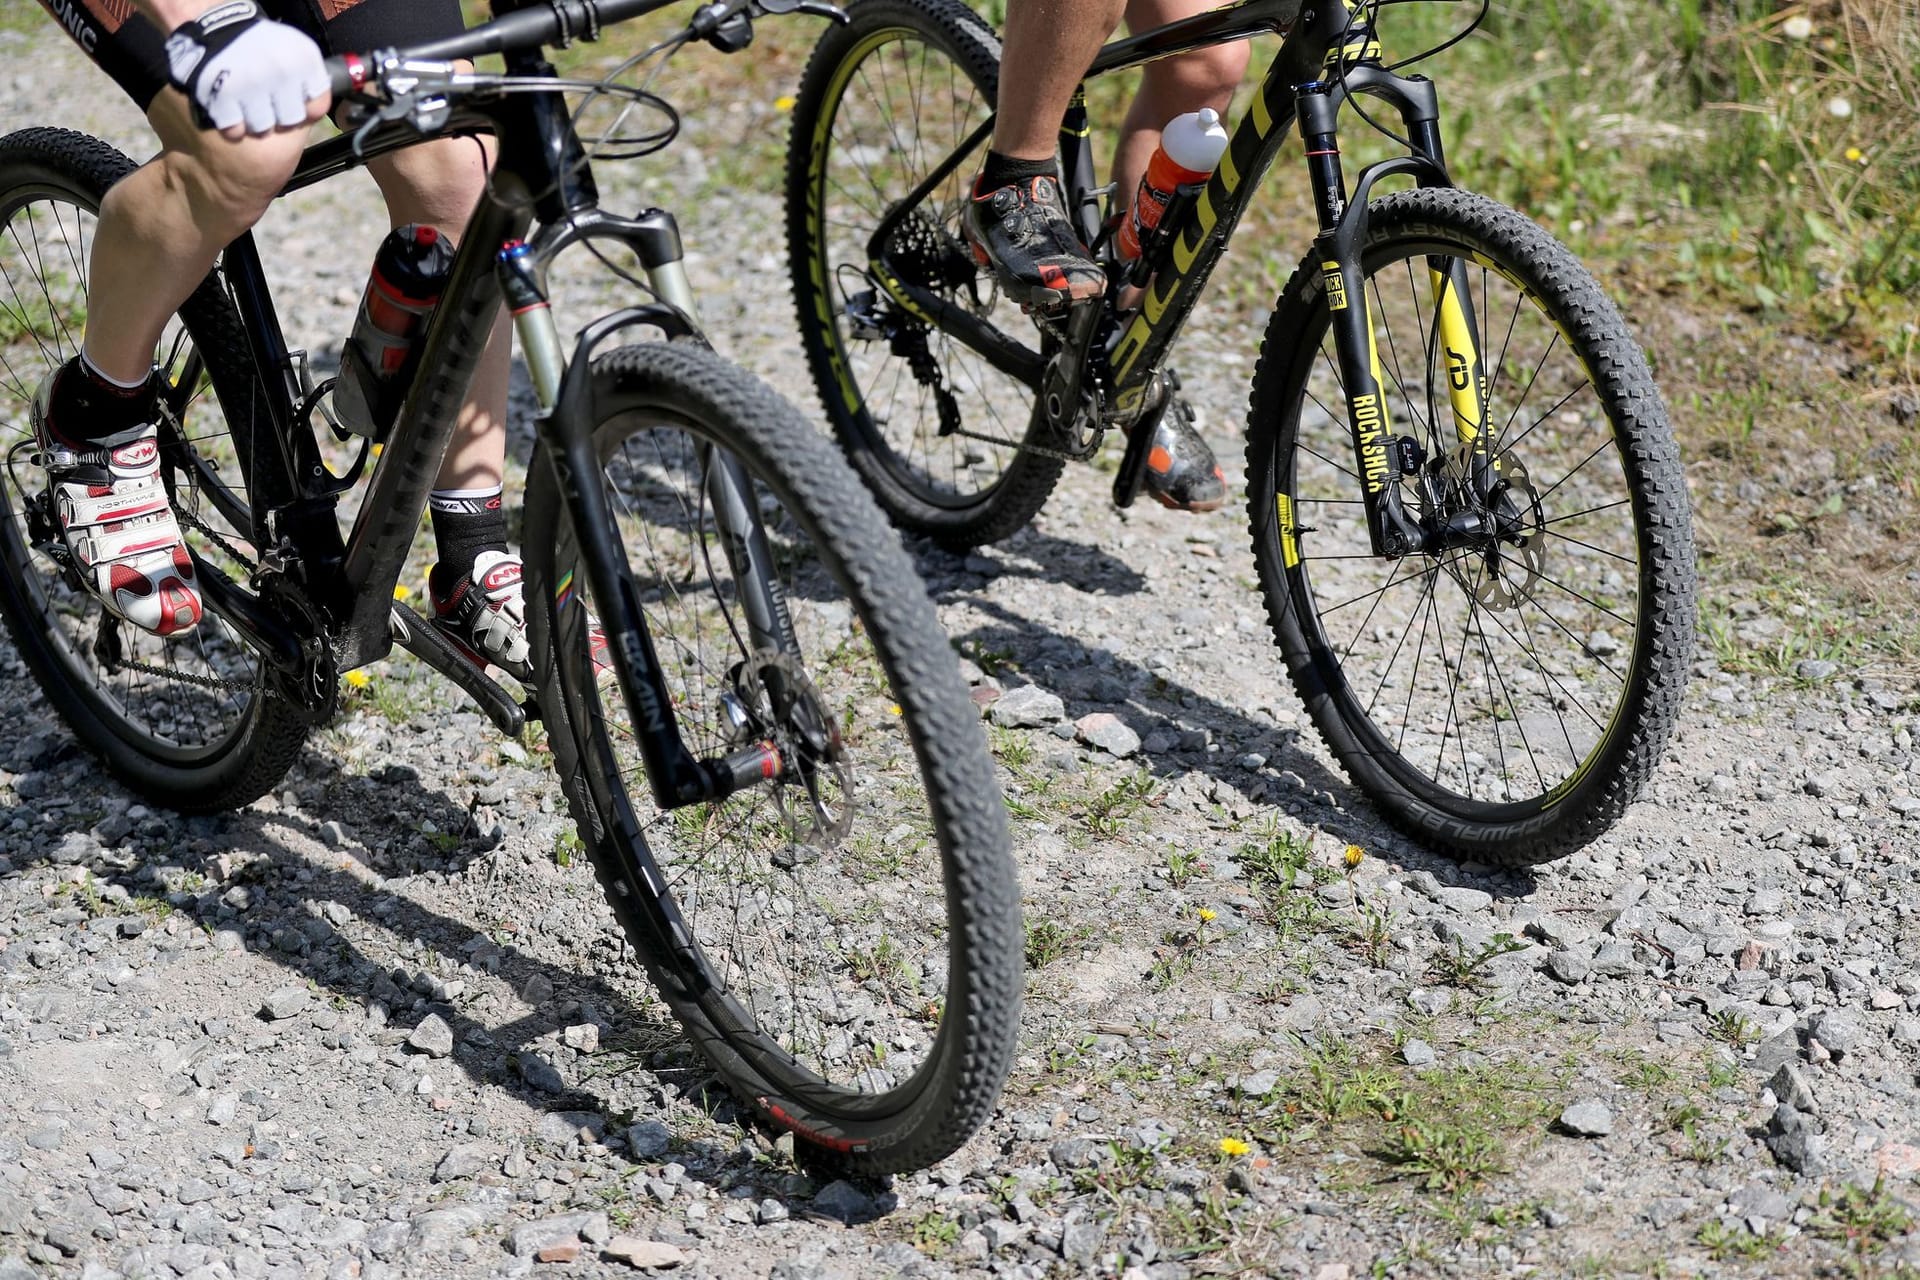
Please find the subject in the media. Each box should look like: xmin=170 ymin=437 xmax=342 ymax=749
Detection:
xmin=1437 ymin=444 xmax=1546 ymax=612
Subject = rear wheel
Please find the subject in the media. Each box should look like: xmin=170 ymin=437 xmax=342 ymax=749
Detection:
xmin=0 ymin=127 xmax=307 ymax=812
xmin=1246 ymin=189 xmax=1695 ymax=864
xmin=786 ymin=0 xmax=1063 ymax=549
xmin=524 ymin=343 xmax=1021 ymax=1173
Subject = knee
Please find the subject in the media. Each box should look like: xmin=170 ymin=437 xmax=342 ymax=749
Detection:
xmin=1149 ymin=43 xmax=1249 ymax=109
xmin=368 ymin=137 xmax=493 ymax=236
xmin=155 ymin=129 xmax=306 ymax=244
xmin=137 ymin=89 xmax=306 ymax=243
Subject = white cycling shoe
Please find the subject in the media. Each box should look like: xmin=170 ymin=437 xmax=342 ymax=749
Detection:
xmin=431 ymin=548 xmax=535 ymax=683
xmin=32 ymin=373 xmax=202 ymax=638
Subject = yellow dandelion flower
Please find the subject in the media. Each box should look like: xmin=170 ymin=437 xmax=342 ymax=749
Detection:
xmin=1197 ymin=906 xmax=1218 ymax=923
xmin=344 ymin=670 xmax=371 ymax=689
xmin=888 ymin=703 xmax=903 ymax=716
xmin=1218 ymin=1136 xmax=1251 ymax=1157
xmin=1344 ymin=843 xmax=1365 ymax=868
xmin=392 ymin=583 xmax=413 ymax=602
xmin=1845 ymin=146 xmax=1865 ymax=163
xmin=774 ymin=95 xmax=797 ymax=112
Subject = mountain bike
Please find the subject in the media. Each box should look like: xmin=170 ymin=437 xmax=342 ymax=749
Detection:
xmin=0 ymin=0 xmax=1021 ymax=1175
xmin=785 ymin=0 xmax=1697 ymax=864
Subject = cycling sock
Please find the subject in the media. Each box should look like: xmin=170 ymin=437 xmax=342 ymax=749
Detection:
xmin=427 ymin=485 xmax=508 ymax=597
xmin=43 ymin=353 xmax=155 ymax=449
xmin=977 ymin=151 xmax=1057 ymax=194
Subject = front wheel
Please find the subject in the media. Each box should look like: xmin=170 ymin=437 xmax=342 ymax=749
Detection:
xmin=1246 ymin=189 xmax=1696 ymax=865
xmin=522 ymin=342 xmax=1021 ymax=1174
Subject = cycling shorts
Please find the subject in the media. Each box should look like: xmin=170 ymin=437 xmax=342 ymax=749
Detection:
xmin=35 ymin=0 xmax=464 ymax=112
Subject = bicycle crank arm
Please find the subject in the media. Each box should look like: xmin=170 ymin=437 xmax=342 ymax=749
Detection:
xmin=386 ymin=603 xmax=529 ymax=737
xmin=1111 ymin=372 xmax=1170 ymax=509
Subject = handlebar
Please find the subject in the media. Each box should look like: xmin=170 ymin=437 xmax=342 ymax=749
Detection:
xmin=324 ymin=0 xmax=844 ymax=98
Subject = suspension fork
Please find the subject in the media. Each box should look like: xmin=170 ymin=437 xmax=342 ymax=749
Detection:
xmin=504 ymin=224 xmax=785 ymax=808
xmin=1298 ymin=83 xmax=1423 ymax=559
xmin=1407 ymin=115 xmax=1497 ymax=499
xmin=1297 ymin=11 xmax=1485 ymax=556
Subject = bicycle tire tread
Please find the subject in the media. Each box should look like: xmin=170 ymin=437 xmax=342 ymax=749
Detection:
xmin=523 ymin=342 xmax=1020 ymax=1173
xmin=1246 ymin=188 xmax=1695 ymax=865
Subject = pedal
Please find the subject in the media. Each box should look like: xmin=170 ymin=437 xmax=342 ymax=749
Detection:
xmin=388 ymin=603 xmax=527 ymax=738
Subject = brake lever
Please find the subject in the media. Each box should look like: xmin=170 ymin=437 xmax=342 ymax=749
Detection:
xmin=759 ymin=0 xmax=851 ymax=21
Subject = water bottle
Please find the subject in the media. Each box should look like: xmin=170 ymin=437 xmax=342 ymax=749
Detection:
xmin=333 ymin=223 xmax=457 ymax=439
xmin=1117 ymin=108 xmax=1231 ymax=261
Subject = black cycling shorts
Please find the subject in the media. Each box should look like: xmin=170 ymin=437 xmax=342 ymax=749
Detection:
xmin=35 ymin=0 xmax=465 ymax=112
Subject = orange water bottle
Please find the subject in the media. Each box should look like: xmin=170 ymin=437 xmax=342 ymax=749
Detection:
xmin=1117 ymin=107 xmax=1231 ymax=261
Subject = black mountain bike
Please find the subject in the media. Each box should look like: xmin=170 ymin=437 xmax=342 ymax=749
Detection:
xmin=0 ymin=0 xmax=1020 ymax=1174
xmin=786 ymin=0 xmax=1697 ymax=864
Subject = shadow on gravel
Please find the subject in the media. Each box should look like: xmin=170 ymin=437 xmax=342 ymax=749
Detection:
xmin=920 ymin=530 xmax=1151 ymax=598
xmin=5 ymin=742 xmax=880 ymax=1218
xmin=930 ymin=579 xmax=1540 ymax=899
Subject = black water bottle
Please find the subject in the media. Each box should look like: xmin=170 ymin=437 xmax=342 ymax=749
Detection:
xmin=333 ymin=223 xmax=456 ymax=439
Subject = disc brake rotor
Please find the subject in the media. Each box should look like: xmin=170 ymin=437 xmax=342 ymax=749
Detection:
xmin=725 ymin=649 xmax=854 ymax=860
xmin=1444 ymin=444 xmax=1546 ymax=612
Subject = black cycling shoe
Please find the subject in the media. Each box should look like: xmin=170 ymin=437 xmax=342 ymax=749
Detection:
xmin=1141 ymin=399 xmax=1227 ymax=513
xmin=963 ymin=173 xmax=1105 ymax=313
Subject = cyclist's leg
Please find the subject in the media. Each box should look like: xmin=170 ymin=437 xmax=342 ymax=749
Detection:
xmin=995 ymin=0 xmax=1126 ymax=162
xmin=1104 ymin=0 xmax=1242 ymax=513
xmin=35 ymin=4 xmax=316 ymax=384
xmin=361 ymin=137 xmax=532 ymax=678
xmin=964 ymin=0 xmax=1124 ymax=310
xmin=306 ymin=0 xmax=529 ymax=676
xmin=1110 ymin=0 xmax=1248 ymax=206
xmin=30 ymin=2 xmax=320 ymax=636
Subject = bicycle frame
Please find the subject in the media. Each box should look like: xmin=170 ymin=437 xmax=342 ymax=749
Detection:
xmin=194 ymin=21 xmax=792 ymax=819
xmin=868 ymin=0 xmax=1498 ymax=557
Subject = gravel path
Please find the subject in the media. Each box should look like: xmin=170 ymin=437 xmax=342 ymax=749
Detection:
xmin=4 ymin=22 xmax=1920 ymax=1280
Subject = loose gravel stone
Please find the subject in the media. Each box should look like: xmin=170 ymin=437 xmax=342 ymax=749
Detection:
xmin=1768 ymin=1062 xmax=1819 ymax=1113
xmin=810 ymin=1180 xmax=876 ymax=1223
xmin=259 ymin=986 xmax=310 ymax=1020
xmin=1558 ymin=1101 xmax=1615 ymax=1137
xmin=603 ymin=1235 xmax=687 ymax=1268
xmin=407 ymin=1013 xmax=456 ymax=1058
xmin=1075 ymin=712 xmax=1142 ymax=758
xmin=989 ymin=685 xmax=1065 ymax=728
xmin=1810 ymin=1009 xmax=1867 ymax=1057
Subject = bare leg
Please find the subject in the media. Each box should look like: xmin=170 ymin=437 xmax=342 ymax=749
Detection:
xmin=1110 ymin=0 xmax=1248 ymax=208
xmin=993 ymin=0 xmax=1128 ymax=159
xmin=362 ymin=135 xmax=510 ymax=494
xmin=83 ymin=90 xmax=314 ymax=384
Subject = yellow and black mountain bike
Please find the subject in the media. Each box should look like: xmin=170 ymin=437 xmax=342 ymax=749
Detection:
xmin=783 ymin=0 xmax=1697 ymax=864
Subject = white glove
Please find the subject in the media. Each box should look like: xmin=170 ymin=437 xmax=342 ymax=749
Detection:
xmin=163 ymin=1 xmax=329 ymax=135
